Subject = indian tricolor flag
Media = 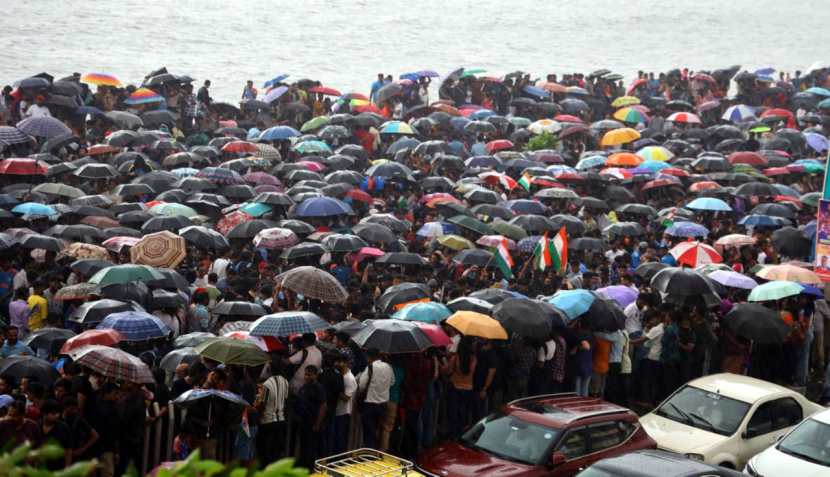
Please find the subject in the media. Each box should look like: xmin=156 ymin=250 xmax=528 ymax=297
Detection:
xmin=493 ymin=237 xmax=514 ymax=279
xmin=518 ymin=173 xmax=532 ymax=191
xmin=533 ymin=227 xmax=568 ymax=273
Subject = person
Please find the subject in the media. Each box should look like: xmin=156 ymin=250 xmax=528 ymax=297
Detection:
xmin=8 ymin=288 xmax=31 ymax=339
xmin=369 ymin=73 xmax=385 ymax=103
xmin=40 ymin=399 xmax=71 ymax=469
xmin=0 ymin=326 xmax=33 ymax=358
xmin=357 ymin=348 xmax=394 ymax=449
xmin=334 ymin=351 xmax=356 ymax=454
xmin=197 ymin=80 xmax=212 ymax=110
xmin=400 ymin=350 xmax=430 ymax=459
xmin=287 ymin=333 xmax=323 ymax=394
xmin=27 ymin=281 xmax=48 ymax=332
xmin=22 ymin=94 xmax=52 ymax=118
xmin=186 ymin=291 xmax=211 ymax=333
xmin=62 ymin=397 xmax=98 ymax=464
xmin=319 ymin=351 xmax=344 ymax=456
xmin=446 ymin=336 xmax=476 ymax=437
xmin=242 ymin=80 xmax=258 ymax=101
xmin=571 ymin=324 xmax=594 ymax=397
xmin=91 ymin=382 xmax=119 ymax=477
xmin=295 ymin=365 xmax=326 ymax=469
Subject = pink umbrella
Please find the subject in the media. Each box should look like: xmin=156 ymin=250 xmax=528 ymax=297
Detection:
xmin=476 ymin=235 xmax=516 ymax=249
xmin=243 ymin=172 xmax=282 ymax=186
xmin=353 ymin=247 xmax=385 ymax=266
xmin=413 ymin=323 xmax=451 ymax=347
xmin=102 ymin=236 xmax=141 ymax=253
xmin=295 ymin=160 xmax=325 ymax=172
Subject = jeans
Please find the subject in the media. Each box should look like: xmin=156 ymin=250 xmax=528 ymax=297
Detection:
xmin=574 ymin=375 xmax=591 ymax=397
xmin=401 ymin=409 xmax=421 ymax=459
xmin=360 ymin=403 xmax=385 ymax=449
xmin=257 ymin=420 xmax=286 ymax=464
xmin=332 ymin=414 xmax=350 ymax=455
xmin=420 ymin=381 xmax=436 ymax=448
xmin=795 ymin=331 xmax=814 ymax=386
xmin=447 ymin=387 xmax=475 ymax=437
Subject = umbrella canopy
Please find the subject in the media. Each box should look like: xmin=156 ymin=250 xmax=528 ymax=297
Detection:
xmin=708 ymin=270 xmax=758 ymax=290
xmin=89 ymin=264 xmax=165 ymax=286
xmin=596 ymin=285 xmax=639 ymax=308
xmin=651 ymin=267 xmax=718 ymax=297
xmin=70 ymin=345 xmax=154 ymax=383
xmin=492 ymin=298 xmax=555 ymax=337
xmin=174 ymin=332 xmax=216 ymax=348
xmin=159 ymin=347 xmax=200 ymax=372
xmin=376 ymin=282 xmax=431 ymax=313
xmin=755 ymin=264 xmax=821 ymax=284
xmin=391 ymin=302 xmax=452 ymax=324
xmin=548 ymin=290 xmax=595 ymax=321
xmin=351 ymin=319 xmax=433 ymax=354
xmin=274 ymin=266 xmax=348 ymax=303
xmin=669 ymin=241 xmax=722 ymax=267
xmin=23 ymin=327 xmax=75 ymax=352
xmin=724 ymin=304 xmax=790 ymax=344
xmin=96 ymin=310 xmax=171 ymax=341
xmin=59 ymin=329 xmax=125 ymax=354
xmin=213 ymin=300 xmax=268 ymax=318
xmin=195 ymin=337 xmax=270 ymax=366
xmin=0 ymin=356 xmax=59 ymax=386
xmin=748 ymin=281 xmax=804 ymax=302
xmin=249 ymin=311 xmax=329 ymax=337
xmin=173 ymin=388 xmax=250 ymax=408
xmin=445 ymin=311 xmax=508 ymax=340
xmin=130 ymin=230 xmax=187 ymax=268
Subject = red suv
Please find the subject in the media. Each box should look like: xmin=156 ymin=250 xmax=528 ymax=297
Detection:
xmin=417 ymin=393 xmax=656 ymax=477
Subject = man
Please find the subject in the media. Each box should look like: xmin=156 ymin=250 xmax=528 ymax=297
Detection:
xmin=334 ymin=352 xmax=356 ymax=454
xmin=210 ymin=250 xmax=231 ymax=282
xmin=296 ymin=365 xmax=326 ymax=469
xmin=255 ymin=359 xmax=289 ymax=463
xmin=91 ymin=382 xmax=120 ymax=477
xmin=27 ymin=281 xmax=48 ymax=331
xmin=370 ymin=74 xmax=385 ymax=103
xmin=357 ymin=348 xmax=394 ymax=449
xmin=186 ymin=291 xmax=211 ymax=333
xmin=401 ymin=351 xmax=431 ymax=458
xmin=40 ymin=399 xmax=71 ymax=469
xmin=23 ymin=94 xmax=52 ymax=118
xmin=242 ymin=80 xmax=258 ymax=101
xmin=43 ymin=276 xmax=63 ymax=320
xmin=473 ymin=339 xmax=497 ymax=421
xmin=62 ymin=397 xmax=98 ymax=464
xmin=287 ymin=333 xmax=323 ymax=394
xmin=319 ymin=352 xmax=344 ymax=456
xmin=197 ymin=80 xmax=212 ymax=110
xmin=171 ymin=363 xmax=191 ymax=398
xmin=0 ymin=326 xmax=33 ymax=358
xmin=8 ymin=288 xmax=31 ymax=339
xmin=0 ymin=398 xmax=40 ymax=446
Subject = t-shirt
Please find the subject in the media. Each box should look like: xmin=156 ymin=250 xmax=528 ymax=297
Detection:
xmin=320 ymin=368 xmax=344 ymax=416
xmin=645 ymin=323 xmax=665 ymax=361
xmin=261 ymin=375 xmax=288 ymax=424
xmin=296 ymin=381 xmax=326 ymax=423
xmin=473 ymin=348 xmax=498 ymax=391
xmin=623 ymin=303 xmax=643 ymax=334
xmin=336 ymin=371 xmax=357 ymax=416
xmin=27 ymin=294 xmax=47 ymax=330
xmin=288 ymin=346 xmax=322 ymax=394
xmin=0 ymin=341 xmax=33 ymax=358
xmin=210 ymin=258 xmax=230 ymax=280
xmin=0 ymin=418 xmax=41 ymax=447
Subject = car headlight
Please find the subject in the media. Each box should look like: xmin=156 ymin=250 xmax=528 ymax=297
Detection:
xmin=684 ymin=453 xmax=704 ymax=461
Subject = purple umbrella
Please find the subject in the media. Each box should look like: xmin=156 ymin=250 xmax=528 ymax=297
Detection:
xmin=708 ymin=270 xmax=758 ymax=290
xmin=596 ymin=285 xmax=639 ymax=308
xmin=805 ymin=132 xmax=829 ymax=153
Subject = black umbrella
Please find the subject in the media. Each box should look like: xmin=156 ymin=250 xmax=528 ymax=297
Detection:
xmin=468 ymin=288 xmax=522 ymax=305
xmin=100 ymin=281 xmax=150 ymax=307
xmin=581 ymin=294 xmax=625 ymax=332
xmin=213 ymin=301 xmax=268 ymax=318
xmin=19 ymin=234 xmax=64 ymax=252
xmin=447 ymin=296 xmax=494 ymax=314
xmin=0 ymin=356 xmax=59 ymax=386
xmin=353 ymin=223 xmax=397 ymax=244
xmin=359 ymin=215 xmax=411 ymax=233
xmin=151 ymin=289 xmax=186 ymax=309
xmin=569 ymin=237 xmax=607 ymax=253
xmin=470 ymin=204 xmax=514 ymax=221
xmin=453 ymin=249 xmax=494 ymax=267
xmin=376 ymin=282 xmax=430 ymax=313
xmin=174 ymin=332 xmax=216 ymax=348
xmin=750 ymin=203 xmax=796 ymax=219
xmin=492 ymin=298 xmax=554 ymax=338
xmin=322 ymin=233 xmax=367 ymax=252
xmin=635 ymin=262 xmax=670 ymax=281
xmin=149 ymin=268 xmax=191 ymax=292
xmin=70 ymin=259 xmax=114 ymax=277
xmin=159 ymin=347 xmax=200 ymax=372
xmin=142 ymin=215 xmax=194 ymax=233
xmin=508 ymin=214 xmax=556 ymax=234
xmin=603 ymin=222 xmax=644 ymax=239
xmin=771 ymin=226 xmax=812 ymax=259
xmin=45 ymin=224 xmax=102 ymax=242
xmin=724 ymin=304 xmax=790 ymax=344
xmin=23 ymin=327 xmax=75 ymax=352
xmin=179 ymin=225 xmax=230 ymax=250
xmin=615 ymin=204 xmax=657 ymax=219
xmin=549 ymin=214 xmax=586 ymax=236
xmin=734 ymin=182 xmax=779 ymax=198
xmin=68 ymin=299 xmax=135 ymax=324
xmin=332 ymin=320 xmax=368 ymax=336
xmin=375 ymin=253 xmax=427 ymax=266
xmin=351 ymin=319 xmax=433 ymax=354
xmin=227 ymin=219 xmax=277 ymax=239
xmin=281 ymin=242 xmax=327 ymax=260
xmin=650 ymin=267 xmax=719 ymax=297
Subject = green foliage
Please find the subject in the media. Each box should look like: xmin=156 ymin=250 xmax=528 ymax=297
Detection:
xmin=0 ymin=444 xmax=309 ymax=477
xmin=525 ymin=132 xmax=560 ymax=151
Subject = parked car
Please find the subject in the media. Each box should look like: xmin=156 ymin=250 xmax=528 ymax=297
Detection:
xmin=744 ymin=407 xmax=830 ymax=476
xmin=640 ymin=373 xmax=823 ymax=470
xmin=417 ymin=393 xmax=656 ymax=477
xmin=576 ymin=449 xmax=745 ymax=476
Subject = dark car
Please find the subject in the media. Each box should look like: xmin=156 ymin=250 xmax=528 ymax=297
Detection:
xmin=417 ymin=393 xmax=657 ymax=477
xmin=576 ymin=450 xmax=746 ymax=477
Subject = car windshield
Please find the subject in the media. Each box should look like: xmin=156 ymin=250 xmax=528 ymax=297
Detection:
xmin=656 ymin=385 xmax=750 ymax=436
xmin=460 ymin=412 xmax=559 ymax=465
xmin=777 ymin=417 xmax=830 ymax=467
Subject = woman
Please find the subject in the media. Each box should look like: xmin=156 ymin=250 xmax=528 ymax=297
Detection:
xmin=445 ymin=336 xmax=476 ymax=437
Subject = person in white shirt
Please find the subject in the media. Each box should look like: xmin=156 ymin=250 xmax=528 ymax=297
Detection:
xmin=334 ymin=352 xmax=357 ymax=454
xmin=357 ymin=348 xmax=394 ymax=449
xmin=255 ymin=365 xmax=289 ymax=462
xmin=287 ymin=334 xmax=323 ymax=394
xmin=624 ymin=295 xmax=650 ymax=335
xmin=22 ymin=95 xmax=52 ymax=118
xmin=209 ymin=251 xmax=231 ymax=282
xmin=153 ymin=308 xmax=180 ymax=338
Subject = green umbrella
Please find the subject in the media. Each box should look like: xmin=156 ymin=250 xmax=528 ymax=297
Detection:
xmin=748 ymin=280 xmax=804 ymax=302
xmin=508 ymin=117 xmax=531 ymax=128
xmin=491 ymin=221 xmax=527 ymax=240
xmin=195 ymin=337 xmax=269 ymax=366
xmin=292 ymin=140 xmax=332 ymax=155
xmin=88 ymin=264 xmax=166 ymax=287
xmin=801 ymin=192 xmax=820 ymax=208
xmin=800 ymin=162 xmax=825 ymax=174
xmin=31 ymin=183 xmax=85 ymax=198
xmin=447 ymin=215 xmax=494 ymax=236
xmin=300 ymin=116 xmax=330 ymax=133
xmin=148 ymin=202 xmax=198 ymax=218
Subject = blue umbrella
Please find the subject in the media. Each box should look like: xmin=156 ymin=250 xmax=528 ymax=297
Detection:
xmin=263 ymin=74 xmax=289 ymax=88
xmin=416 ymin=221 xmax=455 ymax=238
xmin=738 ymin=214 xmax=791 ymax=228
xmin=502 ymin=199 xmax=546 ymax=215
xmin=665 ymin=221 xmax=709 ymax=238
xmin=517 ymin=235 xmax=542 ymax=253
xmin=260 ymin=126 xmax=301 ymax=141
xmin=466 ymin=155 xmax=502 ymax=169
xmin=12 ymin=202 xmax=57 ymax=216
xmin=400 ymin=70 xmax=439 ymax=81
xmin=522 ymin=85 xmax=550 ymax=99
xmin=773 ymin=184 xmax=800 ymax=198
xmin=818 ymin=98 xmax=830 ymax=109
xmin=246 ymin=128 xmax=261 ymax=140
xmin=16 ymin=116 xmax=72 ymax=138
xmin=249 ymin=311 xmax=329 ymax=337
xmin=575 ymin=155 xmax=607 ymax=170
xmin=294 ymin=196 xmax=353 ymax=217
xmin=263 ymin=85 xmax=288 ymax=104
xmin=686 ymin=197 xmax=732 ymax=212
xmin=392 ymin=302 xmax=452 ymax=324
xmin=96 ymin=311 xmax=171 ymax=341
xmin=805 ymin=87 xmax=830 ymax=97
xmin=805 ymin=132 xmax=829 ymax=153
xmin=638 ymin=160 xmax=670 ymax=172
xmin=548 ymin=290 xmax=595 ymax=321
xmin=240 ymin=202 xmax=272 ymax=217
xmin=469 ymin=109 xmax=496 ymax=120
xmin=800 ymin=284 xmax=824 ymax=298
xmin=173 ymin=388 xmax=250 ymax=407
xmin=450 ymin=116 xmax=470 ymax=132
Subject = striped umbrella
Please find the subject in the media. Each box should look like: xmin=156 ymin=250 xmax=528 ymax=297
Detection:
xmin=249 ymin=311 xmax=329 ymax=337
xmin=80 ymin=73 xmax=122 ymax=87
xmin=636 ymin=146 xmax=674 ymax=162
xmin=722 ymin=104 xmax=756 ymax=123
xmin=130 ymin=231 xmax=186 ymax=268
xmin=667 ymin=112 xmax=702 ymax=124
xmin=16 ymin=116 xmax=72 ymax=138
xmin=96 ymin=311 xmax=171 ymax=341
xmin=0 ymin=126 xmax=30 ymax=145
xmin=124 ymin=87 xmax=164 ymax=105
xmin=613 ymin=107 xmax=649 ymax=124
xmin=670 ymin=241 xmax=722 ymax=267
xmin=274 ymin=266 xmax=348 ymax=303
xmin=71 ymin=345 xmax=153 ymax=383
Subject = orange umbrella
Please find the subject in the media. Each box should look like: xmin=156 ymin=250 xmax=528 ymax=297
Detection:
xmin=606 ymin=152 xmax=643 ymax=167
xmin=600 ymin=127 xmax=641 ymax=147
xmin=446 ymin=311 xmax=508 ymax=340
xmin=130 ymin=231 xmax=186 ymax=268
xmin=756 ymin=264 xmax=821 ymax=284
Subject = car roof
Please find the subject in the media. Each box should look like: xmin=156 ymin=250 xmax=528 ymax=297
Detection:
xmin=507 ymin=393 xmax=632 ymax=427
xmin=589 ymin=450 xmax=744 ymax=476
xmin=685 ymin=373 xmax=795 ymax=403
xmin=809 ymin=407 xmax=830 ymax=425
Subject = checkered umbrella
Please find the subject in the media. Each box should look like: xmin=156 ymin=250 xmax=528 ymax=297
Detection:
xmin=16 ymin=116 xmax=72 ymax=138
xmin=70 ymin=345 xmax=154 ymax=383
xmin=173 ymin=332 xmax=216 ymax=348
xmin=130 ymin=231 xmax=187 ymax=268
xmin=274 ymin=266 xmax=349 ymax=303
xmin=96 ymin=310 xmax=171 ymax=341
xmin=253 ymin=227 xmax=299 ymax=249
xmin=0 ymin=126 xmax=30 ymax=145
xmin=249 ymin=311 xmax=329 ymax=337
xmin=254 ymin=143 xmax=282 ymax=162
xmin=218 ymin=321 xmax=253 ymax=335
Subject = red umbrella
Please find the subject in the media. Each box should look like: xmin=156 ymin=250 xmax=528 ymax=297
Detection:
xmin=413 ymin=322 xmax=451 ymax=347
xmin=660 ymin=167 xmax=689 ymax=177
xmin=760 ymin=108 xmax=796 ymax=128
xmin=0 ymin=158 xmax=48 ymax=175
xmin=670 ymin=241 xmax=722 ymax=267
xmin=485 ymin=139 xmax=513 ymax=154
xmin=216 ymin=210 xmax=254 ymax=235
xmin=419 ymin=192 xmax=457 ymax=205
xmin=352 ymin=103 xmax=383 ymax=115
xmin=60 ymin=329 xmax=125 ymax=354
xmin=554 ymin=114 xmax=584 ymax=123
xmin=346 ymin=189 xmax=373 ymax=204
xmin=642 ymin=178 xmax=681 ymax=191
xmin=626 ymin=78 xmax=648 ymax=95
xmin=479 ymin=171 xmax=517 ymax=190
xmin=221 ymin=141 xmax=258 ymax=154
xmin=774 ymin=196 xmax=802 ymax=208
xmin=295 ymin=160 xmax=325 ymax=172
xmin=689 ymin=181 xmax=721 ymax=192
xmin=309 ymin=86 xmax=341 ymax=96
xmin=728 ymin=151 xmax=767 ymax=167
xmin=764 ymin=167 xmax=791 ymax=177
xmin=556 ymin=172 xmax=585 ymax=182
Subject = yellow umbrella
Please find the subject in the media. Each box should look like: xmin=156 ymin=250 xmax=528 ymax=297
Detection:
xmin=446 ymin=311 xmax=508 ymax=340
xmin=600 ymin=127 xmax=641 ymax=147
xmin=436 ymin=234 xmax=475 ymax=251
xmin=755 ymin=264 xmax=821 ymax=284
xmin=130 ymin=231 xmax=186 ymax=268
xmin=611 ymin=96 xmax=641 ymax=108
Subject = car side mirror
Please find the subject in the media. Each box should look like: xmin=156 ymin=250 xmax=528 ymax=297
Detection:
xmin=551 ymin=452 xmax=567 ymax=467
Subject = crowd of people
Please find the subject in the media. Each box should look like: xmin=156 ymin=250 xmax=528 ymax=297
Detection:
xmin=0 ymin=63 xmax=828 ymax=474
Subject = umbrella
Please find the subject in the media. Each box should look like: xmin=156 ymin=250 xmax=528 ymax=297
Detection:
xmin=294 ymin=196 xmax=353 ymax=217
xmin=376 ymin=282 xmax=430 ymax=313
xmin=0 ymin=356 xmax=59 ymax=386
xmin=281 ymin=242 xmax=327 ymax=260
xmin=322 ymin=233 xmax=367 ymax=252
xmin=635 ymin=262 xmax=670 ymax=281
xmin=194 ymin=337 xmax=271 ymax=366
xmin=708 ymin=270 xmax=758 ymax=290
xmin=274 ymin=266 xmax=348 ymax=303
xmin=651 ymin=267 xmax=719 ymax=297
xmin=351 ymin=319 xmax=433 ymax=354
xmin=447 ymin=297 xmax=494 ymax=314
xmin=375 ymin=252 xmax=427 ymax=266
xmin=68 ymin=298 xmax=135 ymax=325
xmin=174 ymin=332 xmax=216 ymax=348
xmin=23 ymin=327 xmax=75 ymax=352
xmin=755 ymin=264 xmax=820 ymax=284
xmin=179 ymin=225 xmax=230 ymax=250
xmin=173 ymin=388 xmax=249 ymax=408
xmin=96 ymin=310 xmax=171 ymax=341
xmin=445 ymin=311 xmax=508 ymax=340
xmin=54 ymin=282 xmax=100 ymax=301
xmin=59 ymin=329 xmax=125 ymax=354
xmin=159 ymin=347 xmax=201 ymax=372
xmin=70 ymin=345 xmax=154 ymax=383
xmin=724 ymin=304 xmax=790 ymax=344
xmin=665 ymin=222 xmax=709 ymax=238
xmin=213 ymin=301 xmax=268 ymax=318
xmin=686 ymin=197 xmax=732 ymax=212
xmin=19 ymin=234 xmax=65 ymax=252
xmin=391 ymin=302 xmax=452 ymax=324
xmin=548 ymin=290 xmax=595 ymax=321
xmin=353 ymin=223 xmax=398 ymax=244
xmin=600 ymin=127 xmax=640 ymax=147
xmin=249 ymin=311 xmax=329 ymax=337
xmin=253 ymin=227 xmax=299 ymax=249
xmin=669 ymin=241 xmax=722 ymax=267
xmin=715 ymin=234 xmax=756 ymax=249
xmin=16 ymin=116 xmax=72 ymax=138
xmin=130 ymin=231 xmax=187 ymax=268
xmin=596 ymin=286 xmax=639 ymax=308
xmin=0 ymin=158 xmax=48 ymax=176
xmin=580 ymin=294 xmax=626 ymax=331
xmin=492 ymin=298 xmax=555 ymax=337
xmin=89 ymin=264 xmax=165 ymax=286
xmin=436 ymin=234 xmax=475 ymax=251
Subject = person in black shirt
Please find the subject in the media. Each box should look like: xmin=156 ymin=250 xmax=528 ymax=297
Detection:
xmin=319 ymin=352 xmax=345 ymax=456
xmin=296 ymin=365 xmax=326 ymax=469
xmin=62 ymin=397 xmax=98 ymax=464
xmin=91 ymin=383 xmax=119 ymax=477
xmin=40 ymin=399 xmax=70 ymax=469
xmin=473 ymin=339 xmax=498 ymax=422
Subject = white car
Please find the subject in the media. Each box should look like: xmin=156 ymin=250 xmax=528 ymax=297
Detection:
xmin=640 ymin=373 xmax=823 ymax=471
xmin=744 ymin=407 xmax=830 ymax=476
